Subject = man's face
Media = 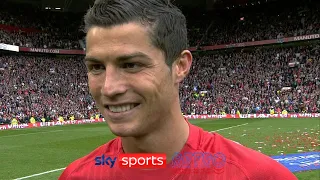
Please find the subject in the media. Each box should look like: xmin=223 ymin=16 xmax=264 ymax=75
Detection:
xmin=85 ymin=23 xmax=177 ymax=137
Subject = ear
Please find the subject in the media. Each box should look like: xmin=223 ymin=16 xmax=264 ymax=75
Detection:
xmin=173 ymin=50 xmax=193 ymax=84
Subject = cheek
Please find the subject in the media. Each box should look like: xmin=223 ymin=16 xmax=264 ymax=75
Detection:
xmin=150 ymin=71 xmax=174 ymax=100
xmin=88 ymin=75 xmax=101 ymax=97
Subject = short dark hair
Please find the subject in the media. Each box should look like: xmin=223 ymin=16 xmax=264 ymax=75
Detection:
xmin=84 ymin=0 xmax=188 ymax=67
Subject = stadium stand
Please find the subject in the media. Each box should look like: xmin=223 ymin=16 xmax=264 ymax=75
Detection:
xmin=0 ymin=1 xmax=83 ymax=49
xmin=189 ymin=0 xmax=320 ymax=46
xmin=0 ymin=54 xmax=98 ymax=124
xmin=0 ymin=0 xmax=319 ymax=125
xmin=180 ymin=43 xmax=320 ymax=115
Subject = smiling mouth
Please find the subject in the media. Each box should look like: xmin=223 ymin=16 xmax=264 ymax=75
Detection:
xmin=105 ymin=103 xmax=140 ymax=113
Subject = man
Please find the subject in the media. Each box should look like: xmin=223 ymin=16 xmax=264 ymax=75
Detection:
xmin=11 ymin=117 xmax=18 ymax=125
xmin=30 ymin=116 xmax=36 ymax=124
xmin=95 ymin=113 xmax=100 ymax=120
xmin=282 ymin=109 xmax=288 ymax=115
xmin=69 ymin=115 xmax=75 ymax=121
xmin=59 ymin=0 xmax=297 ymax=179
xmin=270 ymin=107 xmax=275 ymax=115
xmin=41 ymin=117 xmax=46 ymax=122
xmin=58 ymin=115 xmax=65 ymax=122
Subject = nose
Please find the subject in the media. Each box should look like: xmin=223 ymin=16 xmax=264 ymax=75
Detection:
xmin=101 ymin=66 xmax=127 ymax=98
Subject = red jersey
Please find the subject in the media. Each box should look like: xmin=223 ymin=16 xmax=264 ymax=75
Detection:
xmin=59 ymin=121 xmax=297 ymax=180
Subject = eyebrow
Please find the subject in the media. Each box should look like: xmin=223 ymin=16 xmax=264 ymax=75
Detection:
xmin=84 ymin=52 xmax=151 ymax=63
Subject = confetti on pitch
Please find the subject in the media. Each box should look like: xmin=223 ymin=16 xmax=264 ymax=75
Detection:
xmin=241 ymin=134 xmax=246 ymax=137
xmin=255 ymin=142 xmax=264 ymax=144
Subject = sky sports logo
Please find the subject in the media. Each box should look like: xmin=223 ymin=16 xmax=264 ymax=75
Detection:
xmin=94 ymin=152 xmax=226 ymax=171
xmin=94 ymin=155 xmax=117 ymax=168
xmin=95 ymin=154 xmax=166 ymax=168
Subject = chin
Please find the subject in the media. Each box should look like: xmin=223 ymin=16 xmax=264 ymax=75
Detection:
xmin=108 ymin=124 xmax=142 ymax=137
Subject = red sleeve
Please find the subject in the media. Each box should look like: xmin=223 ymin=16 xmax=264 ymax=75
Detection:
xmin=213 ymin=133 xmax=298 ymax=180
xmin=249 ymin=158 xmax=298 ymax=180
xmin=58 ymin=158 xmax=82 ymax=180
xmin=244 ymin=150 xmax=298 ymax=180
xmin=58 ymin=142 xmax=116 ymax=180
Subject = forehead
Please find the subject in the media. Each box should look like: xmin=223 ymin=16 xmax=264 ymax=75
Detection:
xmin=85 ymin=23 xmax=159 ymax=59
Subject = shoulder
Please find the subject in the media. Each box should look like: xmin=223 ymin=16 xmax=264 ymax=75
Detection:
xmin=198 ymin=129 xmax=297 ymax=179
xmin=58 ymin=137 xmax=121 ymax=180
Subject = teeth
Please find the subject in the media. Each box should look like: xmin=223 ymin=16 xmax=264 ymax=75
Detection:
xmin=109 ymin=104 xmax=136 ymax=113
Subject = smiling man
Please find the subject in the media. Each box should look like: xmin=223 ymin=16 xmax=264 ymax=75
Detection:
xmin=59 ymin=0 xmax=297 ymax=179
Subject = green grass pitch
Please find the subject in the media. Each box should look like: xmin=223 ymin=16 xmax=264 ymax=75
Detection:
xmin=0 ymin=118 xmax=319 ymax=180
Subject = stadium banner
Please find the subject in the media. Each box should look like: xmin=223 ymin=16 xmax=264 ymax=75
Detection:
xmin=184 ymin=113 xmax=320 ymax=119
xmin=19 ymin=47 xmax=85 ymax=55
xmin=11 ymin=34 xmax=320 ymax=54
xmin=0 ymin=43 xmax=19 ymax=52
xmin=290 ymin=34 xmax=320 ymax=42
xmin=0 ymin=118 xmax=105 ymax=131
xmin=189 ymin=34 xmax=320 ymax=51
xmin=1 ymin=114 xmax=319 ymax=131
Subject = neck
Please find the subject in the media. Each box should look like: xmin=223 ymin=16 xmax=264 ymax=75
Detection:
xmin=121 ymin=105 xmax=189 ymax=162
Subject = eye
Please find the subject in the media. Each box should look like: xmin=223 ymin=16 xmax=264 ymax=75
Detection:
xmin=87 ymin=64 xmax=105 ymax=74
xmin=122 ymin=63 xmax=142 ymax=70
xmin=123 ymin=63 xmax=139 ymax=69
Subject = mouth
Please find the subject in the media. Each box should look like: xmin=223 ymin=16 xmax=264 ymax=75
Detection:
xmin=104 ymin=103 xmax=140 ymax=113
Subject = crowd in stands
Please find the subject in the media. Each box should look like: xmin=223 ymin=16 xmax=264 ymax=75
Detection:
xmin=189 ymin=0 xmax=320 ymax=46
xmin=0 ymin=30 xmax=81 ymax=49
xmin=0 ymin=55 xmax=98 ymax=124
xmin=180 ymin=43 xmax=320 ymax=115
xmin=0 ymin=0 xmax=319 ymax=125
xmin=0 ymin=0 xmax=319 ymax=49
xmin=0 ymin=43 xmax=319 ymax=124
xmin=0 ymin=1 xmax=83 ymax=49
